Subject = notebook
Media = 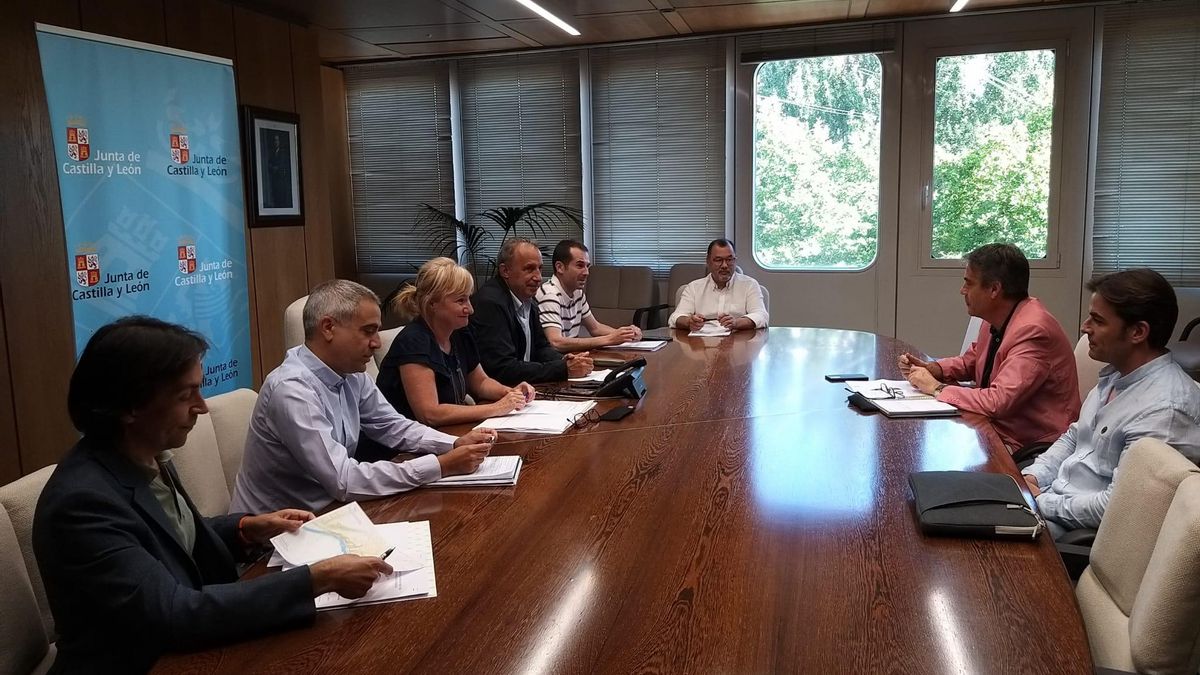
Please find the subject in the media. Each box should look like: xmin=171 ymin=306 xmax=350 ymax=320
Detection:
xmin=845 ymin=379 xmax=958 ymax=417
xmin=429 ymin=455 xmax=522 ymax=487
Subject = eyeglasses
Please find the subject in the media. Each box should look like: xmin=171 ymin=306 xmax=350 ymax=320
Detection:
xmin=569 ymin=409 xmax=601 ymax=429
xmin=875 ymin=383 xmax=906 ymax=399
xmin=711 ymin=256 xmax=737 ymax=266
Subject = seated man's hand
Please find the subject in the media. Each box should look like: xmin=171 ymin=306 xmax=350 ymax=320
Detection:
xmin=440 ymin=437 xmax=493 ymax=476
xmin=310 ymin=554 xmax=393 ymax=598
xmin=240 ymin=509 xmax=314 ymax=544
xmin=455 ymin=428 xmax=497 ymax=448
xmin=898 ymin=352 xmax=943 ymax=380
xmin=566 ymin=352 xmax=593 ymax=377
xmin=1022 ymin=474 xmax=1042 ymax=497
xmin=905 ymin=366 xmax=941 ymax=396
xmin=687 ymin=314 xmax=705 ymax=331
xmin=607 ymin=326 xmax=639 ymax=345
xmin=627 ymin=325 xmax=643 ymax=340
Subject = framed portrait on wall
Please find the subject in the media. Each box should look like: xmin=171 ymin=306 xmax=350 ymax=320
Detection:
xmin=242 ymin=106 xmax=304 ymax=227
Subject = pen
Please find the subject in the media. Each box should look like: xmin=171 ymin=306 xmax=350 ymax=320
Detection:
xmin=381 ymin=547 xmax=394 ymax=561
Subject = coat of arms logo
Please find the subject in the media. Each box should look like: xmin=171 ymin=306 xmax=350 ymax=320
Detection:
xmin=74 ymin=248 xmax=100 ymax=287
xmin=67 ymin=116 xmax=90 ymax=162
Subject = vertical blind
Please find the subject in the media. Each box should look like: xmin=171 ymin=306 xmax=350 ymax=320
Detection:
xmin=590 ymin=40 xmax=727 ymax=277
xmin=1093 ymin=2 xmax=1200 ymax=286
xmin=344 ymin=62 xmax=454 ymax=273
xmin=459 ymin=52 xmax=583 ymax=266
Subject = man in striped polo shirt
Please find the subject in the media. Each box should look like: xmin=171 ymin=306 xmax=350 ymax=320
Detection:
xmin=536 ymin=240 xmax=643 ymax=353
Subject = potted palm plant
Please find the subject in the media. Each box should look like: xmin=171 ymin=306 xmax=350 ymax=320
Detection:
xmin=414 ymin=202 xmax=583 ymax=280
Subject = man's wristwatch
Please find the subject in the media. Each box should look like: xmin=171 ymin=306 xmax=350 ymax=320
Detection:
xmin=933 ymin=383 xmax=947 ymax=395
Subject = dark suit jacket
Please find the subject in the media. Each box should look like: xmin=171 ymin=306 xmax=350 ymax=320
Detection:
xmin=33 ymin=438 xmax=315 ymax=674
xmin=470 ymin=276 xmax=567 ymax=385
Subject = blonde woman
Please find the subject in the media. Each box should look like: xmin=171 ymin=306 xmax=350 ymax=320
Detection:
xmin=377 ymin=258 xmax=536 ymax=426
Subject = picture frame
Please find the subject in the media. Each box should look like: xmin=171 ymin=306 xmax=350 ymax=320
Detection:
xmin=241 ymin=106 xmax=304 ymax=227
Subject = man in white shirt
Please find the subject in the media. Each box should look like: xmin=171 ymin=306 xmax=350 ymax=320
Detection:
xmin=536 ymin=239 xmax=643 ymax=353
xmin=230 ymin=280 xmax=496 ymax=514
xmin=668 ymin=239 xmax=769 ymax=331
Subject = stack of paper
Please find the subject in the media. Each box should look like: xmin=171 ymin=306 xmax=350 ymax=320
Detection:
xmin=845 ymin=379 xmax=926 ymax=400
xmin=600 ymin=340 xmax=667 ymax=351
xmin=314 ymin=521 xmax=437 ymax=611
xmin=569 ymin=369 xmax=611 ymax=384
xmin=844 ymin=379 xmax=958 ymax=417
xmin=474 ymin=399 xmax=596 ymax=434
xmin=266 ymin=504 xmax=438 ymax=610
xmin=270 ymin=502 xmax=389 ymax=564
xmin=689 ymin=322 xmax=732 ymax=337
xmin=430 ymin=455 xmax=522 ymax=487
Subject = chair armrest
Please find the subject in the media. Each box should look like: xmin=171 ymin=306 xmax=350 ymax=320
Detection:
xmin=1181 ymin=316 xmax=1200 ymax=341
xmin=1055 ymin=542 xmax=1092 ymax=581
xmin=1012 ymin=441 xmax=1052 ymax=470
xmin=1094 ymin=668 xmax=1137 ymax=675
xmin=633 ymin=304 xmax=669 ymax=330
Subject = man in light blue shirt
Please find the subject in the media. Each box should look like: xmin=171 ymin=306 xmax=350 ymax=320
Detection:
xmin=231 ymin=280 xmax=496 ymax=514
xmin=1023 ymin=269 xmax=1200 ymax=539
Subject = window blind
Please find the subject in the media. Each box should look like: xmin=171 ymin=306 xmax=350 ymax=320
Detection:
xmin=591 ymin=39 xmax=726 ymax=278
xmin=344 ymin=62 xmax=453 ymax=273
xmin=1093 ymin=2 xmax=1200 ymax=286
xmin=458 ymin=52 xmax=583 ymax=267
xmin=737 ymin=22 xmax=897 ymax=63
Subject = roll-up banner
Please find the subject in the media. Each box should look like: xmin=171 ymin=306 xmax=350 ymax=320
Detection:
xmin=36 ymin=25 xmax=252 ymax=395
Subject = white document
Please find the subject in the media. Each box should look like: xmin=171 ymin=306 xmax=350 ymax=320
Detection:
xmin=269 ymin=502 xmax=389 ymax=567
xmin=844 ymin=379 xmax=929 ymax=400
xmin=599 ymin=340 xmax=667 ymax=352
xmin=871 ymin=397 xmax=959 ymax=417
xmin=688 ymin=322 xmax=732 ymax=337
xmin=429 ymin=455 xmax=522 ymax=487
xmin=315 ymin=521 xmax=438 ymax=611
xmin=569 ymin=369 xmax=611 ymax=383
xmin=474 ymin=400 xmax=596 ymax=434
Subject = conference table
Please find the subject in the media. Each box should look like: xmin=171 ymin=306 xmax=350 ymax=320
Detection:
xmin=156 ymin=327 xmax=1093 ymax=674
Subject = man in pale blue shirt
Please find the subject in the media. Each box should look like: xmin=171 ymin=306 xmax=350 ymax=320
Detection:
xmin=1023 ymin=269 xmax=1200 ymax=539
xmin=230 ymin=280 xmax=496 ymax=514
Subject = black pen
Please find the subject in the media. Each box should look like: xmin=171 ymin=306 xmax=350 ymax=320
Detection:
xmin=380 ymin=547 xmax=394 ymax=561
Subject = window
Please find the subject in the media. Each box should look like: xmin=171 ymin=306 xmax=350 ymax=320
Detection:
xmin=751 ymin=54 xmax=883 ymax=270
xmin=459 ymin=52 xmax=582 ymax=267
xmin=344 ymin=63 xmax=453 ymax=273
xmin=590 ymin=40 xmax=726 ymax=277
xmin=1093 ymin=2 xmax=1200 ymax=285
xmin=930 ymin=49 xmax=1056 ymax=260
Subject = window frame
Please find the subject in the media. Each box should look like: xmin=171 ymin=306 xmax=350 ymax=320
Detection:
xmin=748 ymin=52 xmax=887 ymax=273
xmin=917 ymin=38 xmax=1069 ymax=270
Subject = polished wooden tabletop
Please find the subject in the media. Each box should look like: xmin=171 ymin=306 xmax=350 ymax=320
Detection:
xmin=156 ymin=328 xmax=1092 ymax=675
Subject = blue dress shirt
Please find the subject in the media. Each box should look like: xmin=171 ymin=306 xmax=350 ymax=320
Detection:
xmin=1025 ymin=353 xmax=1200 ymax=531
xmin=230 ymin=345 xmax=456 ymax=514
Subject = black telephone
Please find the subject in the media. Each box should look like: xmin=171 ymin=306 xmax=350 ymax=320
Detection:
xmin=592 ymin=357 xmax=648 ymax=399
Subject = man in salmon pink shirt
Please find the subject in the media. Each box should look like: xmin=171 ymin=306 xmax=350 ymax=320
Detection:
xmin=899 ymin=243 xmax=1081 ymax=451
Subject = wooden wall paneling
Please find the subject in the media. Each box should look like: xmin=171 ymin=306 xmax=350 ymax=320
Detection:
xmin=80 ymin=0 xmax=167 ymax=45
xmin=321 ymin=66 xmax=357 ymax=280
xmin=234 ymin=5 xmax=302 ymax=381
xmin=0 ymin=287 xmax=21 ymax=483
xmin=233 ymin=6 xmax=296 ymax=112
xmin=248 ymin=227 xmax=309 ymax=372
xmin=0 ymin=1 xmax=81 ymax=473
xmin=164 ymin=0 xmax=235 ymax=59
xmin=291 ymin=25 xmax=335 ymax=285
xmin=31 ymin=0 xmax=82 ymax=29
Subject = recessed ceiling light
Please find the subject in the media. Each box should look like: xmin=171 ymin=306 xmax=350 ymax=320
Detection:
xmin=949 ymin=0 xmax=970 ymax=11
xmin=515 ymin=0 xmax=581 ymax=36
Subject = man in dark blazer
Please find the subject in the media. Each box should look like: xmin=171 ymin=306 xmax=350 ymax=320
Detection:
xmin=470 ymin=238 xmax=593 ymax=385
xmin=33 ymin=316 xmax=391 ymax=674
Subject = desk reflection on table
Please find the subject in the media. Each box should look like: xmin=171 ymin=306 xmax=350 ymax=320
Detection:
xmin=155 ymin=327 xmax=1090 ymax=675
